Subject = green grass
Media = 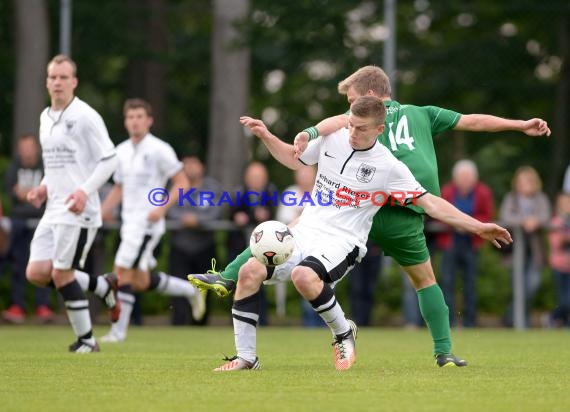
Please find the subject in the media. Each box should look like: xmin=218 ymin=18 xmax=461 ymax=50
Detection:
xmin=0 ymin=326 xmax=569 ymax=412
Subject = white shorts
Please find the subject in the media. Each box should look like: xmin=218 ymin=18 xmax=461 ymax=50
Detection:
xmin=263 ymin=225 xmax=362 ymax=287
xmin=114 ymin=223 xmax=163 ymax=271
xmin=29 ymin=221 xmax=98 ymax=270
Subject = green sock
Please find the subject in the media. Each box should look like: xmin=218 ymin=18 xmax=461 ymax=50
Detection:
xmin=417 ymin=284 xmax=452 ymax=356
xmin=220 ymin=247 xmax=252 ymax=281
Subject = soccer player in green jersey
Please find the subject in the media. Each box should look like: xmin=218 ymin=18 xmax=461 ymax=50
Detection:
xmin=189 ymin=65 xmax=551 ymax=367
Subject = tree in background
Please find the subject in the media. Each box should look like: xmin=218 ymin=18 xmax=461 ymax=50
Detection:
xmin=1 ymin=0 xmax=568 ymax=197
xmin=12 ymin=0 xmax=49 ymax=149
xmin=208 ymin=0 xmax=250 ymax=192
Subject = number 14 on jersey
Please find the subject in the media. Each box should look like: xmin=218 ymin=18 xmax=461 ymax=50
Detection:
xmin=387 ymin=115 xmax=415 ymax=151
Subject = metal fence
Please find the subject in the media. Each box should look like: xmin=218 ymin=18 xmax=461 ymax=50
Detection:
xmin=3 ymin=217 xmax=553 ymax=329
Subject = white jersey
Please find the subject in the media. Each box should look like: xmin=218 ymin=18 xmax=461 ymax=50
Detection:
xmin=39 ymin=97 xmax=116 ymax=227
xmin=298 ymin=128 xmax=426 ymax=256
xmin=114 ymin=133 xmax=182 ymax=232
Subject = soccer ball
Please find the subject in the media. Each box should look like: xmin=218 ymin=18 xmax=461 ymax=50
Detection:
xmin=249 ymin=220 xmax=295 ymax=266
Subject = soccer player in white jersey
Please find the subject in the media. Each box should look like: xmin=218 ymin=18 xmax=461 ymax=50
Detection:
xmin=214 ymin=95 xmax=511 ymax=371
xmin=26 ymin=54 xmax=119 ymax=353
xmin=99 ymin=98 xmax=206 ymax=343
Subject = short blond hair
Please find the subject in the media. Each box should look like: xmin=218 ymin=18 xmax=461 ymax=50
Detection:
xmin=47 ymin=54 xmax=77 ymax=76
xmin=350 ymin=95 xmax=387 ymax=125
xmin=338 ymin=65 xmax=391 ymax=97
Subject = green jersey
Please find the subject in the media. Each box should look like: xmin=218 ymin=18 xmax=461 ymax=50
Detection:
xmin=378 ymin=100 xmax=461 ymax=213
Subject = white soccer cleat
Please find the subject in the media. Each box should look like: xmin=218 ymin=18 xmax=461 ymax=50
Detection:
xmin=189 ymin=288 xmax=207 ymax=322
xmin=332 ymin=319 xmax=358 ymax=371
xmin=213 ymin=356 xmax=261 ymax=372
xmin=99 ymin=330 xmax=126 ymax=343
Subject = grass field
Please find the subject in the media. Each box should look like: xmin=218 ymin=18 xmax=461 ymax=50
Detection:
xmin=0 ymin=326 xmax=568 ymax=412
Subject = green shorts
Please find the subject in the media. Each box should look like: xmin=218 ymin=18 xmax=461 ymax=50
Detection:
xmin=368 ymin=205 xmax=429 ymax=267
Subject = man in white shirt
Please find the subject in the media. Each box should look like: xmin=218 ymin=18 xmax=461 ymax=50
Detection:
xmin=99 ymin=98 xmax=206 ymax=343
xmin=26 ymin=55 xmax=119 ymax=353
xmin=213 ymin=96 xmax=512 ymax=371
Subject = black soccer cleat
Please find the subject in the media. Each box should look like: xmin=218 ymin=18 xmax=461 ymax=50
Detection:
xmin=69 ymin=339 xmax=100 ymax=353
xmin=188 ymin=273 xmax=236 ymax=298
xmin=103 ymin=273 xmax=121 ymax=323
xmin=435 ymin=353 xmax=468 ymax=367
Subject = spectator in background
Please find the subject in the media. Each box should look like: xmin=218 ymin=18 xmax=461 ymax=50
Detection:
xmin=0 ymin=201 xmax=9 ymax=257
xmin=228 ymin=162 xmax=278 ymax=256
xmin=276 ymin=166 xmax=315 ymax=224
xmin=500 ymin=166 xmax=551 ymax=327
xmin=228 ymin=161 xmax=277 ymax=325
xmin=563 ymin=164 xmax=570 ymax=194
xmin=546 ymin=192 xmax=570 ymax=327
xmin=349 ymin=242 xmax=382 ymax=327
xmin=276 ymin=166 xmax=324 ymax=326
xmin=437 ymin=160 xmax=494 ymax=327
xmin=2 ymin=134 xmax=54 ymax=324
xmin=167 ymin=154 xmax=222 ymax=325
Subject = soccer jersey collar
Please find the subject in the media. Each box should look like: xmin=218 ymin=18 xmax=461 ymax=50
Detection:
xmin=130 ymin=132 xmax=151 ymax=147
xmin=47 ymin=96 xmax=76 ymax=124
xmin=353 ymin=140 xmax=378 ymax=152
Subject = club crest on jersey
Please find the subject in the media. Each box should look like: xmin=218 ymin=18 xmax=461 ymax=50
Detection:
xmin=356 ymin=163 xmax=376 ymax=183
xmin=64 ymin=120 xmax=76 ymax=135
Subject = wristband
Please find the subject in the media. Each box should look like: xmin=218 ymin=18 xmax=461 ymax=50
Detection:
xmin=302 ymin=126 xmax=319 ymax=141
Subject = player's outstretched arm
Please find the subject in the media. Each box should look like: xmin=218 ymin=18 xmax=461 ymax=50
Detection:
xmin=455 ymin=114 xmax=551 ymax=137
xmin=315 ymin=114 xmax=349 ymax=135
xmin=417 ymin=193 xmax=513 ymax=249
xmin=294 ymin=114 xmax=349 ymax=158
xmin=240 ymin=116 xmax=301 ymax=170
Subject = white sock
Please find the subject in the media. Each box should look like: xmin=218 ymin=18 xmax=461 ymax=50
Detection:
xmin=231 ymin=292 xmax=260 ymax=363
xmin=157 ymin=272 xmax=197 ymax=298
xmin=111 ymin=290 xmax=135 ymax=338
xmin=66 ymin=301 xmax=95 ymax=345
xmin=313 ymin=296 xmax=349 ymax=336
xmin=94 ymin=277 xmax=110 ymax=298
xmin=59 ymin=280 xmax=94 ymax=345
xmin=74 ymin=270 xmax=110 ymax=299
xmin=232 ymin=308 xmax=258 ymax=363
xmin=74 ymin=270 xmax=90 ymax=292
